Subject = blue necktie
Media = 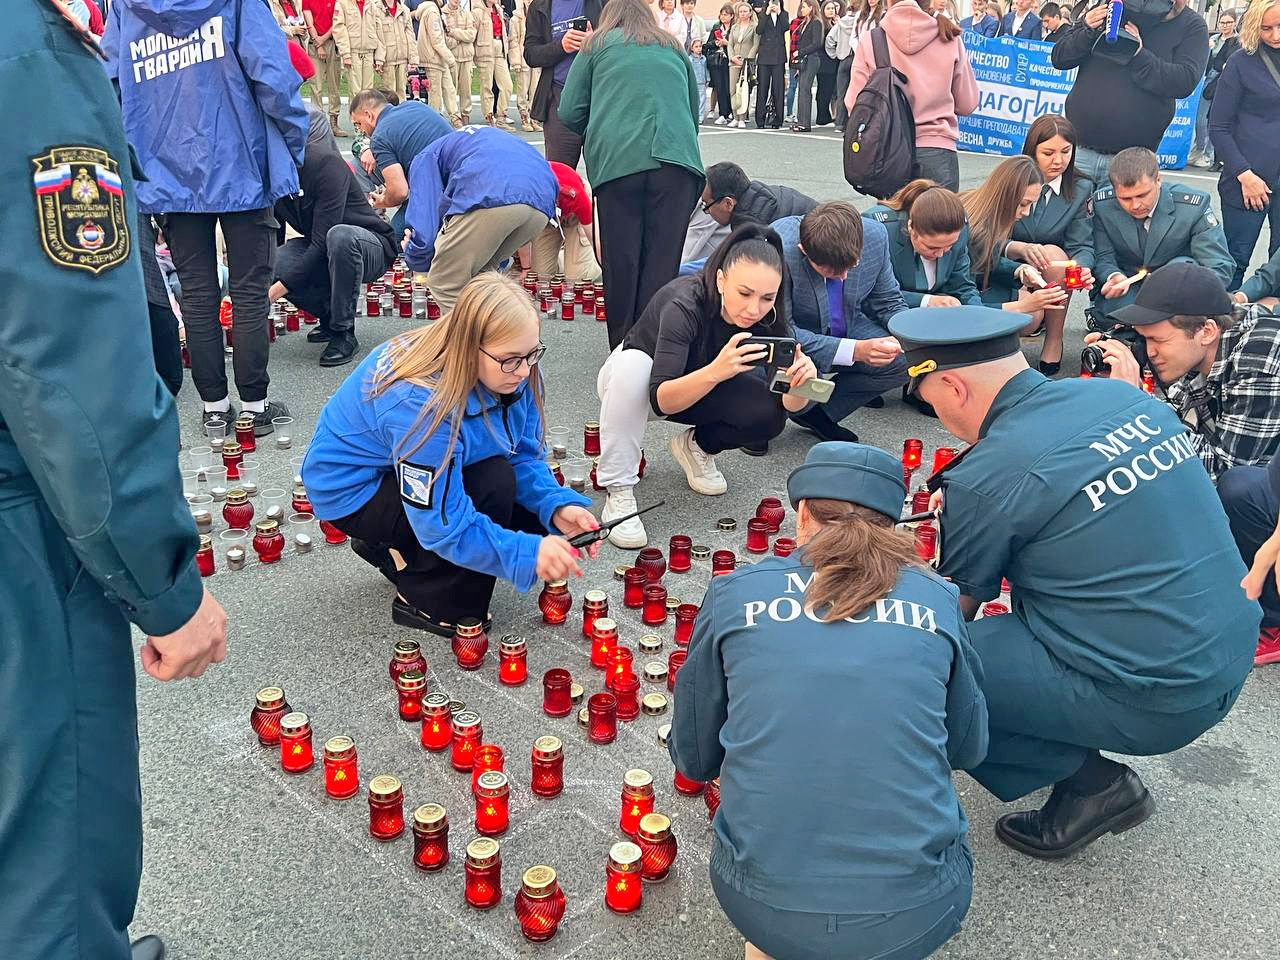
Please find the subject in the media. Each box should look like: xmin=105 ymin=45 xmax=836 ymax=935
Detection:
xmin=825 ymin=277 xmax=846 ymax=338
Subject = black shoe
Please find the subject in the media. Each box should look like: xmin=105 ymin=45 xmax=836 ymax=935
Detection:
xmin=307 ymin=326 xmax=334 ymax=343
xmin=246 ymin=400 xmax=291 ymax=436
xmin=994 ymin=765 xmax=1154 ymax=861
xmin=131 ymin=935 xmax=165 ymax=960
xmin=901 ymin=385 xmax=938 ymax=419
xmin=392 ymin=596 xmax=493 ymax=637
xmin=319 ymin=332 xmax=359 ymax=367
xmin=866 ymin=395 xmax=885 ymax=409
xmin=202 ymin=406 xmax=237 ymax=430
xmin=789 ymin=406 xmax=858 ymax=443
xmin=740 ymin=442 xmax=769 ymax=456
xmin=1039 ymin=360 xmax=1061 ymax=375
xmin=790 ymin=124 xmax=811 ymax=133
xmin=350 ymin=537 xmax=398 ymax=588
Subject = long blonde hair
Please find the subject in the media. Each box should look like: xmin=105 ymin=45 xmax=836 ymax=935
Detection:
xmin=801 ymin=499 xmax=920 ymax=622
xmin=368 ymin=273 xmax=545 ymax=472
xmin=960 ymin=154 xmax=1042 ymax=290
xmin=1239 ymin=0 xmax=1280 ymax=53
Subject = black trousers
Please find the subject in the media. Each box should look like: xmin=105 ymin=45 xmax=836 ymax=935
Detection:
xmin=164 ymin=208 xmax=277 ymax=404
xmin=796 ymin=56 xmax=819 ymax=128
xmin=595 ymin=163 xmax=702 ymax=350
xmin=666 ymin=372 xmax=788 ymax=455
xmin=1218 ymin=457 xmax=1280 ymax=627
xmin=275 ymin=225 xmax=393 ymax=335
xmin=543 ymin=83 xmax=584 ymax=168
xmin=816 ymin=69 xmax=836 ymax=126
xmin=709 ymin=60 xmax=732 ymax=119
xmin=754 ymin=62 xmax=785 ymax=127
xmin=148 ymin=302 xmax=183 ymax=397
xmin=333 ymin=456 xmax=545 ymax=622
xmin=834 ymin=55 xmax=853 ymax=129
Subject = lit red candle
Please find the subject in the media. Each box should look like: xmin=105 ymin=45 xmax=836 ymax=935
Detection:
xmin=642 ymin=584 xmax=668 ymax=626
xmin=452 ymin=618 xmax=489 ymax=670
xmin=1142 ymin=371 xmax=1155 ymax=394
xmin=368 ymin=774 xmax=405 ymax=841
xmin=605 ymin=842 xmax=643 ymax=913
xmin=607 ymin=645 xmax=635 ymax=688
xmin=420 ymin=694 xmax=453 ymax=751
xmin=914 ymin=524 xmax=937 ymax=563
xmin=474 ymin=770 xmax=510 ymax=835
xmin=673 ymin=604 xmax=698 ymax=647
xmin=531 ymin=735 xmax=565 ymax=797
xmin=596 ymin=301 xmax=607 ymax=323
xmin=667 ymin=650 xmax=687 ymax=691
xmin=932 ymin=447 xmax=957 ymax=474
xmin=250 ymin=686 xmax=291 ymax=745
xmin=583 ymin=420 xmax=601 ymax=457
xmin=395 ymin=669 xmax=427 ymax=722
xmin=464 ymin=837 xmax=503 ymax=910
xmin=1063 ymin=261 xmax=1085 ymax=290
xmin=711 ymin=550 xmax=736 ymax=576
xmin=582 ymin=590 xmax=609 ymax=638
xmin=620 ymin=769 xmax=655 ymax=837
xmin=542 ymin=668 xmax=574 ymax=717
xmin=582 ymin=285 xmax=596 ymax=312
xmin=705 ymin=778 xmax=721 ymax=820
xmin=623 ymin=567 xmax=648 ymax=608
xmin=613 ymin=673 xmax=641 ymax=722
xmin=539 ymin=579 xmax=573 ymax=625
xmin=278 ymin=711 xmax=314 ymax=773
xmin=772 ymin=537 xmax=797 ymax=558
xmin=587 ymin=692 xmax=617 ymax=745
xmin=590 ymin=618 xmax=617 ymax=670
xmin=636 ymin=547 xmax=667 ymax=583
xmin=498 ymin=635 xmax=528 ymax=685
xmin=322 ymin=735 xmax=360 ymax=799
xmin=195 ymin=534 xmax=215 ymax=577
xmin=412 ymin=803 xmax=449 ymax=871
xmin=390 ymin=639 xmax=428 ymax=682
xmin=514 ymin=865 xmax=567 ymax=942
xmin=251 ymin=519 xmax=285 ymax=564
xmin=450 ymin=712 xmax=484 ymax=771
xmin=902 ymin=438 xmax=923 ymax=470
xmin=746 ymin=518 xmax=770 ymax=554
xmin=668 ymin=535 xmax=693 ymax=573
xmin=471 ymin=744 xmax=505 ymax=795
xmin=636 ymin=813 xmax=678 ymax=882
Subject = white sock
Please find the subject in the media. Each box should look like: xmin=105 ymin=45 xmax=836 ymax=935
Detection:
xmin=204 ymin=398 xmax=231 ymax=413
xmin=241 ymin=399 xmax=266 ymax=413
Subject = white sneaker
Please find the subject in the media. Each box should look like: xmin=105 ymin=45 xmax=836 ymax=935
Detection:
xmin=736 ymin=119 xmax=746 ymax=128
xmin=601 ymin=486 xmax=648 ymax=548
xmin=715 ymin=116 xmax=728 ymax=126
xmin=669 ymin=428 xmax=727 ymax=496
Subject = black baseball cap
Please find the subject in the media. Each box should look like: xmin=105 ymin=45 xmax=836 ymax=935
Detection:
xmin=1113 ymin=262 xmax=1233 ymax=327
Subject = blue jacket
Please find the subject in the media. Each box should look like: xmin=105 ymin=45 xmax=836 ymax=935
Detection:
xmin=103 ymin=0 xmax=308 ymax=214
xmin=999 ymin=9 xmax=1041 ymax=40
xmin=302 ymin=343 xmax=589 ymax=593
xmin=404 ymin=126 xmax=558 ymax=272
xmin=671 ymin=557 xmax=987 ymax=914
xmin=962 ymin=14 xmax=999 ymax=38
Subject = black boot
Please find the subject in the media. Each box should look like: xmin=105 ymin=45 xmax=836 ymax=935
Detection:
xmin=391 ymin=596 xmax=493 ymax=637
xmin=350 ymin=537 xmax=398 ymax=587
xmin=789 ymin=405 xmax=858 ymax=443
xmin=307 ymin=324 xmax=334 ymax=343
xmin=131 ymin=935 xmax=165 ymax=960
xmin=319 ymin=331 xmax=359 ymax=367
xmin=994 ymin=764 xmax=1154 ymax=860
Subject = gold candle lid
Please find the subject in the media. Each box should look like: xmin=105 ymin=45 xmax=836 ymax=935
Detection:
xmin=577 ymin=706 xmax=589 ymax=727
xmin=609 ymin=841 xmax=642 ymax=870
xmin=584 ymin=420 xmax=600 ymax=431
xmin=657 ymin=723 xmax=671 ymax=746
xmin=393 ymin=639 xmax=422 ymax=661
xmin=323 ymin=735 xmax=355 ymax=759
xmin=222 ymin=441 xmax=243 ymax=457
xmin=623 ymin=768 xmax=654 ymax=790
xmin=476 ymin=770 xmax=509 ymax=797
xmin=447 ymin=698 xmax=467 ymax=715
xmin=199 ymin=533 xmax=212 ymax=549
xmin=614 ymin=564 xmax=630 ymax=580
xmin=637 ymin=812 xmax=672 ymax=841
xmin=643 ymin=661 xmax=668 ymax=683
xmin=422 ymin=692 xmax=450 ymax=712
xmin=413 ymin=802 xmax=447 ymax=830
xmin=584 ymin=589 xmax=608 ymax=604
xmin=716 ymin=518 xmax=737 ymax=531
xmin=395 ymin=669 xmax=426 ymax=691
xmin=254 ymin=518 xmax=280 ymax=535
xmin=499 ymin=635 xmax=527 ymax=654
xmin=570 ymin=682 xmax=584 ymax=703
xmin=545 ymin=578 xmax=568 ymax=591
xmin=465 ymin=836 xmax=500 ymax=867
xmin=226 ymin=487 xmax=248 ymax=504
xmin=665 ymin=597 xmax=681 ymax=611
xmin=235 ymin=413 xmax=255 ymax=428
xmin=642 ymin=692 xmax=669 ymax=715
xmin=452 ymin=710 xmax=482 ymax=732
xmin=533 ymin=735 xmax=563 ymax=759
xmin=369 ymin=774 xmax=402 ymax=799
xmin=455 ymin=618 xmax=484 ymax=638
xmin=638 ymin=634 xmax=663 ymax=654
xmin=690 ymin=545 xmax=711 ymax=560
xmin=592 ymin=617 xmax=617 ymax=636
xmin=522 ymin=865 xmax=558 ymax=898
xmin=279 ymin=711 xmax=310 ymax=735
xmin=255 ymin=686 xmax=285 ymax=709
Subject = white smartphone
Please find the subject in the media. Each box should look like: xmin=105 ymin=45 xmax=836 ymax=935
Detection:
xmin=770 ymin=369 xmax=835 ymax=404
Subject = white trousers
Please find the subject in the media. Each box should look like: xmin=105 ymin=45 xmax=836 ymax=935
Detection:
xmin=595 ymin=345 xmax=657 ymax=489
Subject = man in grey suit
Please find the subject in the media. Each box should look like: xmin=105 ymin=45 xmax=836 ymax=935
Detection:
xmin=773 ymin=203 xmax=909 ymax=441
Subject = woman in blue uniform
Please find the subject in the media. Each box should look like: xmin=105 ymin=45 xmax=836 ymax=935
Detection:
xmin=302 ymin=274 xmax=601 ymax=635
xmin=671 ymin=441 xmax=988 ymax=960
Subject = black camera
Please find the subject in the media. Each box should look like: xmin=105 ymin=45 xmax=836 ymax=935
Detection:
xmin=1080 ymin=327 xmax=1149 ymax=376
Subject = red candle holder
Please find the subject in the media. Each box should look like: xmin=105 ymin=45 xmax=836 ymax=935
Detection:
xmin=319 ymin=520 xmax=348 ymax=545
xmin=642 ymin=584 xmax=668 ymax=626
xmin=515 ymin=865 xmax=567 ymax=942
xmin=451 ymin=711 xmax=484 ymax=771
xmin=587 ymin=692 xmax=618 ymax=745
xmin=903 ymin=465 xmax=913 ymax=487
xmin=623 ymin=567 xmax=648 ymax=608
xmin=637 ymin=813 xmax=678 ymax=882
xmin=596 ymin=301 xmax=607 ymax=323
xmin=475 ymin=770 xmax=510 ymax=835
xmin=746 ymin=518 xmax=771 ymax=554
xmin=1142 ymin=370 xmax=1155 ymax=394
xmin=471 ymin=744 xmax=505 ymax=795
xmin=252 ymin=519 xmax=285 ymax=564
xmin=912 ymin=488 xmax=932 ymax=514
xmin=522 ymin=272 xmax=539 ymax=294
xmin=250 ymin=686 xmax=291 ymax=745
xmin=673 ymin=604 xmax=698 ymax=647
xmin=636 ymin=547 xmax=667 ymax=583
xmin=498 ymin=635 xmax=528 ymax=685
xmin=560 ymin=293 xmax=575 ymax=320
xmin=772 ymin=537 xmax=797 ymax=558
xmin=932 ymin=447 xmax=957 ymax=474
xmin=464 ymin=837 xmax=502 ymax=910
xmin=365 ymin=292 xmax=380 ymax=316
xmin=427 ymin=297 xmax=441 ymax=321
xmin=222 ymin=488 xmax=254 ymax=530
xmin=390 ymin=639 xmax=428 ymax=682
xmin=613 ymin=672 xmax=640 ymax=722
xmin=322 ymin=735 xmax=359 ymax=799
xmin=452 ymin=618 xmax=489 ymax=670
xmin=914 ymin=524 xmax=937 ymax=563
xmin=550 ymin=275 xmax=565 ymax=299
xmin=605 ymin=842 xmax=644 ymax=913
xmin=221 ymin=440 xmax=244 ymax=480
xmin=412 ymin=803 xmax=449 ymax=871
xmin=620 ymin=769 xmax=655 ymax=837
xmin=755 ymin=497 xmax=785 ymax=533
xmin=582 ymin=589 xmax=609 ymax=638
xmin=705 ymin=778 xmax=721 ymax=820
xmin=983 ymin=601 xmax=1010 ymax=617
xmin=278 ymin=711 xmax=314 ymax=773
xmin=583 ymin=420 xmax=601 ymax=457
xmin=902 ymin=438 xmax=922 ymax=470
xmin=399 ymin=294 xmax=413 ymax=318
xmin=573 ymin=280 xmax=586 ymax=305
xmin=591 ymin=458 xmax=604 ymax=491
xmin=285 ymin=308 xmax=301 ymax=333
xmin=196 ymin=534 xmax=215 ymax=577
xmin=590 ymin=618 xmax=617 ymax=670
xmin=368 ymin=774 xmax=406 ymax=841
xmin=1063 ymin=261 xmax=1085 ymax=290
xmin=395 ymin=670 xmax=427 ymax=722
xmin=539 ymin=579 xmax=573 ymax=625
xmin=607 ymin=645 xmax=634 ymax=687
xmin=667 ymin=650 xmax=687 ymax=691
xmin=291 ymin=485 xmax=313 ymax=515
xmin=542 ymin=668 xmax=574 ymax=717
xmin=673 ymin=769 xmax=705 ymax=796
xmin=582 ymin=286 xmax=597 ymax=312
xmin=539 ymin=290 xmax=554 ymax=312
xmin=420 ymin=694 xmax=453 ymax=751
xmin=531 ymin=735 xmax=565 ymax=797
xmin=711 ymin=550 xmax=736 ymax=576
xmin=234 ymin=415 xmax=256 ymax=454
xmin=668 ymin=535 xmax=693 ymax=573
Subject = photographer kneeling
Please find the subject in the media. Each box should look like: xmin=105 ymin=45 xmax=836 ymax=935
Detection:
xmin=1085 ymin=262 xmax=1280 ymax=482
xmin=594 ymin=224 xmax=819 ymax=547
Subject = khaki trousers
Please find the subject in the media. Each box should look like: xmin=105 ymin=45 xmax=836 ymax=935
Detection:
xmin=427 ymin=203 xmax=549 ymax=314
xmin=513 ymin=66 xmax=531 ymax=113
xmin=311 ymin=37 xmax=343 ymax=119
xmin=474 ymin=55 xmax=513 ymax=118
xmin=426 ymin=64 xmax=459 ymax=117
xmin=452 ymin=58 xmax=473 ymax=117
xmin=531 ymin=221 xmax=601 ymax=282
xmin=347 ymin=50 xmax=379 ymax=94
xmin=383 ymin=61 xmax=408 ymax=99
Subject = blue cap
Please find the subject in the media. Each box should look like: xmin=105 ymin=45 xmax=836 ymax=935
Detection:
xmin=787 ymin=442 xmax=905 ymax=520
xmin=889 ymin=306 xmax=1026 ymax=391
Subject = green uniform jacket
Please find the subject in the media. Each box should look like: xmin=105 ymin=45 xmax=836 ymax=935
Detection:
xmin=985 ymin=176 xmax=1096 ymax=303
xmin=865 ymin=206 xmax=983 ymax=308
xmin=1 ymin=5 xmax=202 ymax=635
xmin=557 ymin=30 xmax=704 ymax=191
xmin=1240 ymin=247 xmax=1280 ymax=303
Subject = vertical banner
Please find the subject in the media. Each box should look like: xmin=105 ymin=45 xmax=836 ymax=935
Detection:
xmin=957 ymin=32 xmax=1201 ymax=169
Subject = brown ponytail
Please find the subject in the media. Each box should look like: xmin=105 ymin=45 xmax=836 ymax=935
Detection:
xmin=801 ymin=499 xmax=921 ymax=623
xmin=883 ymin=179 xmax=967 ymax=236
xmin=908 ymin=0 xmax=962 ymax=39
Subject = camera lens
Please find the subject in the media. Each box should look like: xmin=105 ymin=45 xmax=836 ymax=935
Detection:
xmin=1080 ymin=344 xmax=1107 ymax=375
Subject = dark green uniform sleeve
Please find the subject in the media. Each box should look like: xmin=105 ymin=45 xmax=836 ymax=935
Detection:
xmin=0 ymin=4 xmax=202 ymax=636
xmin=669 ymin=577 xmax=728 ymax=782
xmin=945 ymin=618 xmax=988 ymax=769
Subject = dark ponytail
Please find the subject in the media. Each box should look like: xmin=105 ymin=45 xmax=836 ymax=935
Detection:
xmin=701 ymin=223 xmax=790 ymax=336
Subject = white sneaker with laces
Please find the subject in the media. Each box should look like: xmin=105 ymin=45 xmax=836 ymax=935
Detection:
xmin=715 ymin=116 xmax=728 ymax=126
xmin=601 ymin=486 xmax=648 ymax=548
xmin=669 ymin=428 xmax=727 ymax=496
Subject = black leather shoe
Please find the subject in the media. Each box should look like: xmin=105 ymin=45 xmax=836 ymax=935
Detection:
xmin=350 ymin=537 xmax=398 ymax=587
xmin=391 ymin=596 xmax=493 ymax=637
xmin=866 ymin=395 xmax=885 ymax=409
xmin=789 ymin=406 xmax=858 ymax=442
xmin=319 ymin=332 xmax=359 ymax=367
xmin=1039 ymin=360 xmax=1061 ymax=375
xmin=739 ymin=443 xmax=769 ymax=456
xmin=131 ymin=935 xmax=165 ymax=960
xmin=307 ymin=326 xmax=333 ymax=343
xmin=994 ymin=765 xmax=1154 ymax=860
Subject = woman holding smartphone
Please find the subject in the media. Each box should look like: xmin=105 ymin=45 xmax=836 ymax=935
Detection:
xmin=592 ymin=224 xmax=818 ymax=548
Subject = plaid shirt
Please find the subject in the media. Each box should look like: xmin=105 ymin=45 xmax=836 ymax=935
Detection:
xmin=1162 ymin=304 xmax=1280 ymax=481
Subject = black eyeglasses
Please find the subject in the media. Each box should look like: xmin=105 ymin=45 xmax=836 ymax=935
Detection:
xmin=481 ymin=343 xmax=547 ymax=373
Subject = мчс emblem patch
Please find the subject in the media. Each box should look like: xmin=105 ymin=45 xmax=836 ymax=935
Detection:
xmin=32 ymin=145 xmax=130 ymax=274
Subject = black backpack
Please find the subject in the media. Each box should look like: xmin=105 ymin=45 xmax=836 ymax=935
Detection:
xmin=843 ymin=28 xmax=917 ymax=199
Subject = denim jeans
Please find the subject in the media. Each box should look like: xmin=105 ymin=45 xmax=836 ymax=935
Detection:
xmin=1074 ymin=145 xmax=1116 ymax=189
xmin=785 ymin=64 xmax=799 ymax=116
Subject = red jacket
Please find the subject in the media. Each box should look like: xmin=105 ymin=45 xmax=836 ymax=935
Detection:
xmin=788 ymin=16 xmax=803 ymax=64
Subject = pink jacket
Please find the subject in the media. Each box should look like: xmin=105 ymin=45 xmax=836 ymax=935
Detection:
xmin=844 ymin=2 xmax=979 ymax=151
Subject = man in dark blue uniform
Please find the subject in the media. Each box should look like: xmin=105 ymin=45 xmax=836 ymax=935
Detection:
xmin=1 ymin=5 xmax=228 ymax=959
xmin=889 ymin=305 xmax=1259 ymax=859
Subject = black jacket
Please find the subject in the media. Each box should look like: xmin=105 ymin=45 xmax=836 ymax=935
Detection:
xmin=1204 ymin=34 xmax=1240 ymax=99
xmin=794 ymin=17 xmax=824 ymax=65
xmin=731 ymin=180 xmax=817 ymax=228
xmin=755 ymin=8 xmax=789 ymax=65
xmin=525 ymin=0 xmax=606 ymax=123
xmin=274 ymin=106 xmax=398 ymax=290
